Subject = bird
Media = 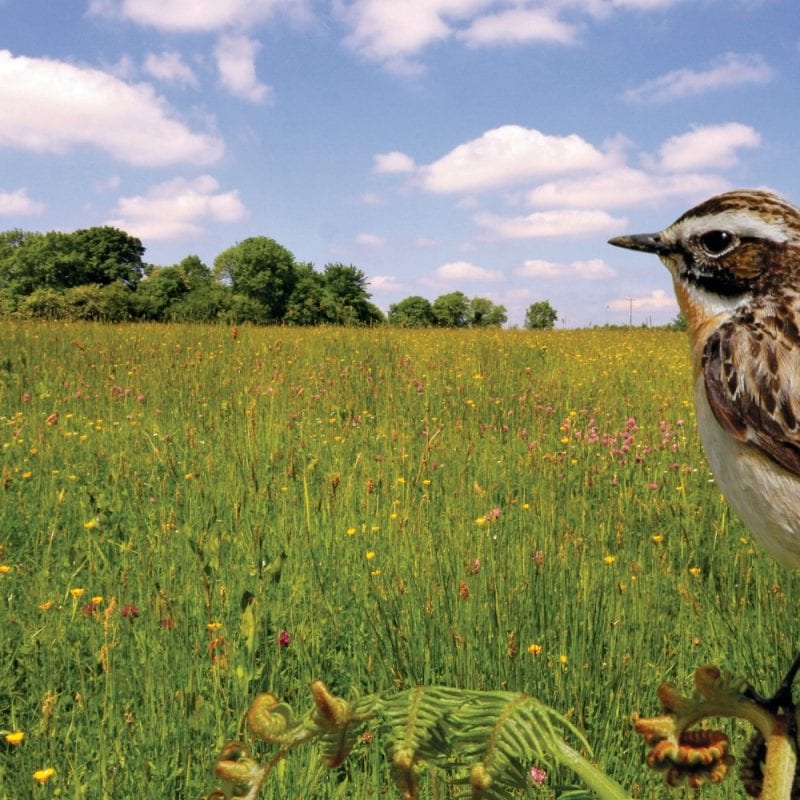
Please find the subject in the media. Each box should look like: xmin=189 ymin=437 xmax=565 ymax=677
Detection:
xmin=609 ymin=189 xmax=800 ymax=709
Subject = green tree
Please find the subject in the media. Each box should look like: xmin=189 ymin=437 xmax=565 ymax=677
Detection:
xmin=525 ymin=300 xmax=558 ymax=330
xmin=470 ymin=296 xmax=507 ymax=328
xmin=71 ymin=227 xmax=145 ymax=287
xmin=0 ymin=226 xmax=145 ymax=296
xmin=166 ymin=283 xmax=233 ymax=323
xmin=432 ymin=291 xmax=470 ymax=327
xmin=284 ymin=263 xmax=326 ymax=325
xmin=136 ymin=256 xmax=212 ymax=320
xmin=64 ymin=282 xmax=135 ymax=322
xmin=213 ymin=237 xmax=297 ymax=321
xmin=388 ymin=296 xmax=434 ymax=327
xmin=322 ymin=262 xmax=376 ymax=325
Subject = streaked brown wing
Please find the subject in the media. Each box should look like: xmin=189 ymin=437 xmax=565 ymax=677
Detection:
xmin=703 ymin=317 xmax=800 ymax=476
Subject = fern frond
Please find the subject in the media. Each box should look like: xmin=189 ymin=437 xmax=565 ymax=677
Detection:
xmin=377 ymin=686 xmax=464 ymax=798
xmin=449 ymin=691 xmax=590 ymax=799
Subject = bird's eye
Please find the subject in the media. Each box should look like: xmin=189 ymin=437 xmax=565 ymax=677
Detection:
xmin=698 ymin=230 xmax=735 ymax=256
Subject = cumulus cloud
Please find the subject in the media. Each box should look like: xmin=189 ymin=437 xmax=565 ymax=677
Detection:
xmin=106 ymin=175 xmax=247 ymax=240
xmin=368 ymin=274 xmax=408 ymax=292
xmin=419 ymin=125 xmax=609 ymax=194
xmin=339 ymin=0 xmax=484 ymax=73
xmin=143 ymin=51 xmax=199 ymax=88
xmin=432 ymin=260 xmax=502 ymax=282
xmin=214 ymin=36 xmax=271 ymax=103
xmin=0 ymin=188 xmax=45 ymax=216
xmin=516 ymin=258 xmax=616 ymax=280
xmin=0 ymin=50 xmax=223 ymax=166
xmin=623 ymin=52 xmax=774 ymax=104
xmin=608 ymin=289 xmax=677 ymax=311
xmin=475 ymin=208 xmax=625 ymax=238
xmin=458 ymin=8 xmax=578 ymax=47
xmin=373 ymin=150 xmax=417 ymax=174
xmin=658 ymin=122 xmax=760 ymax=172
xmin=89 ymin=0 xmax=307 ymax=32
xmin=527 ymin=167 xmax=729 ymax=208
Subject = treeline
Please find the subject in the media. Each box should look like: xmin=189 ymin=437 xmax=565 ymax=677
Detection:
xmin=0 ymin=226 xmax=532 ymax=328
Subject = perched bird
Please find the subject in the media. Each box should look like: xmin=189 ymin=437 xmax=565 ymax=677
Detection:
xmin=609 ymin=189 xmax=800 ymax=706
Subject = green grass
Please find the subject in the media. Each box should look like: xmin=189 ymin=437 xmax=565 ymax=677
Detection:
xmin=0 ymin=320 xmax=797 ymax=798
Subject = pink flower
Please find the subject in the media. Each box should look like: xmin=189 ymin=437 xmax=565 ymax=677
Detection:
xmin=529 ymin=766 xmax=548 ymax=786
xmin=120 ymin=603 xmax=139 ymax=619
xmin=278 ymin=630 xmax=291 ymax=648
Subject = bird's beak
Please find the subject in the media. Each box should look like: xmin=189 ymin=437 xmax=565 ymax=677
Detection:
xmin=608 ymin=232 xmax=669 ymax=255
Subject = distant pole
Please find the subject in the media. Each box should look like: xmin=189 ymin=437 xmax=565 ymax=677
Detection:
xmin=625 ymin=297 xmax=633 ymax=326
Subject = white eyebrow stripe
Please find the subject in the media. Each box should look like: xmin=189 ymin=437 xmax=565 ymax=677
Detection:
xmin=671 ymin=210 xmax=790 ymax=244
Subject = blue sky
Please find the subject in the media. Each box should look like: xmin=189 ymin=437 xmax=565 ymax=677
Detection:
xmin=1 ymin=0 xmax=797 ymax=326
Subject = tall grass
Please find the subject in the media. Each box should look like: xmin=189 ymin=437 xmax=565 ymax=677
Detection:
xmin=0 ymin=321 xmax=796 ymax=798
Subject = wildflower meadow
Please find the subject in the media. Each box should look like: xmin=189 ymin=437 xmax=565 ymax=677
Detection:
xmin=1 ymin=321 xmax=797 ymax=798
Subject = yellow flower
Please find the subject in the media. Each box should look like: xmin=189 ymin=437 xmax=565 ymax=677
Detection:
xmin=22 ymin=471 xmax=32 ymax=479
xmin=38 ymin=600 xmax=53 ymax=611
xmin=346 ymin=527 xmax=356 ymax=536
xmin=560 ymin=437 xmax=570 ymax=445
xmin=602 ymin=555 xmax=616 ymax=565
xmin=527 ymin=643 xmax=543 ymax=656
xmin=365 ymin=550 xmax=376 ymax=561
xmin=559 ymin=654 xmax=568 ymax=665
xmin=91 ymin=596 xmax=103 ymax=606
xmin=69 ymin=587 xmax=85 ymax=599
xmin=475 ymin=517 xmax=487 ymax=526
xmin=83 ymin=518 xmax=99 ymax=530
xmin=689 ymin=566 xmax=702 ymax=577
xmin=33 ymin=767 xmax=56 ymax=784
xmin=0 ymin=565 xmax=11 ymax=575
xmin=206 ymin=621 xmax=223 ymax=631
xmin=4 ymin=731 xmax=24 ymax=745
xmin=651 ymin=534 xmax=664 ymax=544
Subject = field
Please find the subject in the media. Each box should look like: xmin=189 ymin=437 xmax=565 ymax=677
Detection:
xmin=0 ymin=321 xmax=797 ymax=799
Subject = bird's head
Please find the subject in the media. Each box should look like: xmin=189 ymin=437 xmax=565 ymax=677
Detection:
xmin=609 ymin=190 xmax=800 ymax=319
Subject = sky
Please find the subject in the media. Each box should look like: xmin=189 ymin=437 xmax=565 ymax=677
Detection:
xmin=1 ymin=0 xmax=798 ymax=327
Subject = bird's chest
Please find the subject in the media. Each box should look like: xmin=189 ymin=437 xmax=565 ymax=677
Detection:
xmin=694 ymin=377 xmax=800 ymax=567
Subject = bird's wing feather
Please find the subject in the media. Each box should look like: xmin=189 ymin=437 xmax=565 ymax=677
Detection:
xmin=703 ymin=315 xmax=800 ymax=476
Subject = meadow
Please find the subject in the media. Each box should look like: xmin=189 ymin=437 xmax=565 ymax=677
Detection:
xmin=0 ymin=321 xmax=797 ymax=799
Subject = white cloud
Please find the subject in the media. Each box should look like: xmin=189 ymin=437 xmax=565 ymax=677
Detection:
xmin=458 ymin=8 xmax=578 ymax=47
xmin=516 ymin=258 xmax=616 ymax=280
xmin=368 ymin=274 xmax=407 ymax=292
xmin=419 ymin=125 xmax=609 ymax=194
xmin=608 ymin=289 xmax=677 ymax=311
xmin=106 ymin=175 xmax=248 ymax=240
xmin=0 ymin=50 xmax=223 ymax=166
xmin=373 ymin=150 xmax=417 ymax=173
xmin=623 ymin=52 xmax=774 ymax=104
xmin=475 ymin=208 xmax=625 ymax=238
xmin=658 ymin=122 xmax=761 ymax=172
xmin=89 ymin=0 xmax=307 ymax=32
xmin=0 ymin=188 xmax=45 ymax=216
xmin=432 ymin=260 xmax=502 ymax=282
xmin=143 ymin=51 xmax=198 ymax=88
xmin=356 ymin=233 xmax=387 ymax=247
xmin=340 ymin=0 xmax=491 ymax=73
xmin=527 ymin=167 xmax=729 ymax=208
xmin=214 ymin=35 xmax=271 ymax=103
